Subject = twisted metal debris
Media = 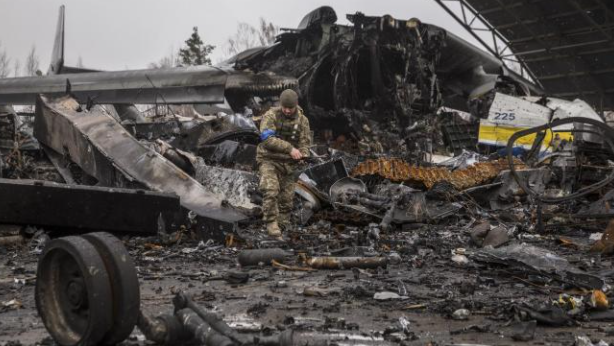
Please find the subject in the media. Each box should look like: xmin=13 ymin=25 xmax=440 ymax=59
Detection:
xmin=351 ymin=158 xmax=524 ymax=190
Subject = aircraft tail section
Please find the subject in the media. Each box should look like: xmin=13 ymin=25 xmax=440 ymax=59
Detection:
xmin=48 ymin=5 xmax=65 ymax=75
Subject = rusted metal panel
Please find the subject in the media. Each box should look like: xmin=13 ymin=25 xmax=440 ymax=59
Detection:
xmin=352 ymin=157 xmax=525 ymax=190
xmin=33 ymin=95 xmax=248 ymax=233
xmin=0 ymin=178 xmax=178 ymax=233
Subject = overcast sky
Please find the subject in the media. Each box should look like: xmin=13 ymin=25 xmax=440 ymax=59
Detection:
xmin=0 ymin=0 xmax=486 ymax=73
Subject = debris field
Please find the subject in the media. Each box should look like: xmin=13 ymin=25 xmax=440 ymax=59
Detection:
xmin=1 ymin=5 xmax=614 ymax=346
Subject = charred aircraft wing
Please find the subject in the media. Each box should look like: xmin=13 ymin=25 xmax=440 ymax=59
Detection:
xmin=0 ymin=66 xmax=296 ymax=106
xmin=0 ymin=67 xmax=227 ymax=105
xmin=0 ymin=5 xmax=296 ymax=107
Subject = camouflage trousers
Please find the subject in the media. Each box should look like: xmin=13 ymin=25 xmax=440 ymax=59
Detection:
xmin=258 ymin=161 xmax=296 ymax=225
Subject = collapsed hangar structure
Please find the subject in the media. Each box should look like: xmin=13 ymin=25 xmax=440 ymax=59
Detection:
xmin=435 ymin=0 xmax=614 ymax=113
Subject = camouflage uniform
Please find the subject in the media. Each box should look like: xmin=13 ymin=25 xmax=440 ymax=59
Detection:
xmin=257 ymin=105 xmax=311 ymax=229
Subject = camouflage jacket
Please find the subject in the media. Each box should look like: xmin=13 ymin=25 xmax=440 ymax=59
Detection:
xmin=257 ymin=106 xmax=311 ymax=163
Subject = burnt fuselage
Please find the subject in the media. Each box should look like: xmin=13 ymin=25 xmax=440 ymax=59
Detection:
xmin=229 ymin=7 xmax=447 ymax=153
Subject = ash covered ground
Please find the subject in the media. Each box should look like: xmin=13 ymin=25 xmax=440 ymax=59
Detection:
xmin=2 ymin=215 xmax=614 ymax=345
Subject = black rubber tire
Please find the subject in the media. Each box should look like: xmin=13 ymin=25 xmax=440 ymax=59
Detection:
xmin=35 ymin=236 xmax=113 ymax=346
xmin=82 ymin=232 xmax=140 ymax=345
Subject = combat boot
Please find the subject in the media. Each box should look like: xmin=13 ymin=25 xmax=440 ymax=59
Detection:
xmin=279 ymin=213 xmax=292 ymax=232
xmin=266 ymin=221 xmax=282 ymax=238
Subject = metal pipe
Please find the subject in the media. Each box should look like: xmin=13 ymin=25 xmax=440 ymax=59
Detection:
xmin=237 ymin=248 xmax=290 ymax=266
xmin=137 ymin=311 xmax=189 ymax=345
xmin=304 ymin=256 xmax=388 ymax=269
xmin=173 ymin=292 xmax=251 ymax=345
xmin=175 ymin=308 xmax=235 ymax=346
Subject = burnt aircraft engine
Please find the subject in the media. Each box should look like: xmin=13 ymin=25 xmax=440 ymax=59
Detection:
xmin=231 ymin=7 xmax=446 ymax=155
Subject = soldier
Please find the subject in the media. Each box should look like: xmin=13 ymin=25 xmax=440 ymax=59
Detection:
xmin=257 ymin=89 xmax=311 ymax=238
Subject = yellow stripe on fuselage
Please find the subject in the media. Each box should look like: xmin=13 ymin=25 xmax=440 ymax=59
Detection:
xmin=478 ymin=124 xmax=573 ymax=150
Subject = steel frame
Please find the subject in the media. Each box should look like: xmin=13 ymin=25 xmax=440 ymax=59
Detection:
xmin=433 ymin=0 xmax=542 ymax=88
xmin=434 ymin=0 xmax=613 ymax=111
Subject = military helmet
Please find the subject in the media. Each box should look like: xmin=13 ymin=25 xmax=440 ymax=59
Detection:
xmin=280 ymin=89 xmax=299 ymax=108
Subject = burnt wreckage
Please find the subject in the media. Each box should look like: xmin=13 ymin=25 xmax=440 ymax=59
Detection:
xmin=224 ymin=6 xmax=534 ymax=155
xmin=2 ymin=5 xmax=614 ymax=346
xmin=0 ymin=6 xmax=538 ymax=233
xmin=226 ymin=8 xmax=447 ymax=153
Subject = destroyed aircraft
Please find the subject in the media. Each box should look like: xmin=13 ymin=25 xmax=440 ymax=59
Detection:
xmin=0 ymin=5 xmax=612 ymax=231
xmin=2 ymin=3 xmax=614 ymax=346
xmin=1 ymin=6 xmax=541 ymax=156
xmin=221 ymin=6 xmax=542 ymax=156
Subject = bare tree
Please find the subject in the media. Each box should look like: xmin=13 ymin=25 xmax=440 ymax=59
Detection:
xmin=13 ymin=59 xmax=20 ymax=77
xmin=148 ymin=46 xmax=180 ymax=69
xmin=224 ymin=18 xmax=279 ymax=58
xmin=0 ymin=42 xmax=10 ymax=78
xmin=25 ymin=46 xmax=40 ymax=76
xmin=226 ymin=23 xmax=259 ymax=57
xmin=257 ymin=18 xmax=278 ymax=46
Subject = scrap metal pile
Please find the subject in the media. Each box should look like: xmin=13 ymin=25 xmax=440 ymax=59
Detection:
xmin=1 ymin=5 xmax=614 ymax=346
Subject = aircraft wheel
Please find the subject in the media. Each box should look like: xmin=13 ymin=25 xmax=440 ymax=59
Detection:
xmin=35 ymin=236 xmax=113 ymax=346
xmin=83 ymin=232 xmax=140 ymax=345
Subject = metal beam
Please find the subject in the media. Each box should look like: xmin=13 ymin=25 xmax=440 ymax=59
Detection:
xmin=503 ymin=39 xmax=610 ymax=57
xmin=508 ymin=23 xmax=614 ymax=45
xmin=539 ymin=67 xmax=614 ymax=81
xmin=492 ymin=0 xmax=589 ymax=100
xmin=566 ymin=0 xmax=614 ymax=45
xmin=496 ymin=0 xmax=608 ymax=101
xmin=433 ymin=0 xmax=501 ymax=59
xmin=436 ymin=0 xmax=612 ymax=108
xmin=494 ymin=6 xmax=602 ymax=30
xmin=478 ymin=1 xmax=529 ymax=15
xmin=433 ymin=0 xmax=542 ymax=87
xmin=551 ymin=89 xmax=614 ymax=97
xmin=522 ymin=46 xmax=614 ymax=63
xmin=0 ymin=178 xmax=179 ymax=234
